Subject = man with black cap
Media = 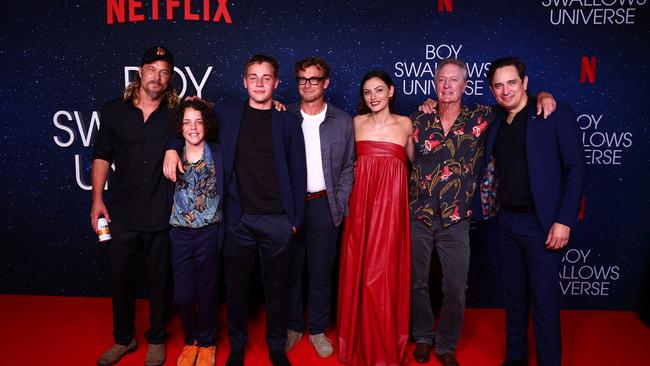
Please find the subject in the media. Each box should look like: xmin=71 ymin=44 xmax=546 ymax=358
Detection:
xmin=91 ymin=46 xmax=178 ymax=366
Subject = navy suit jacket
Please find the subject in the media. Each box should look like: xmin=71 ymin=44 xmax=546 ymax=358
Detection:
xmin=216 ymin=102 xmax=307 ymax=228
xmin=477 ymin=99 xmax=586 ymax=232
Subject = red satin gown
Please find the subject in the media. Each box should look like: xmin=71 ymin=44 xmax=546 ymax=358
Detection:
xmin=337 ymin=140 xmax=411 ymax=366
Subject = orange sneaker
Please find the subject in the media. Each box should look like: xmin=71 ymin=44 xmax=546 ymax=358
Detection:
xmin=177 ymin=343 xmax=199 ymax=366
xmin=196 ymin=346 xmax=216 ymax=366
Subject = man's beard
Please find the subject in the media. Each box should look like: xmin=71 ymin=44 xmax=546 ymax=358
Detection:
xmin=144 ymin=81 xmax=165 ymax=99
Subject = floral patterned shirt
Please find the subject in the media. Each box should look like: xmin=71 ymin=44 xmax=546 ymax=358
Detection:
xmin=409 ymin=104 xmax=495 ymax=227
xmin=170 ymin=145 xmax=222 ymax=228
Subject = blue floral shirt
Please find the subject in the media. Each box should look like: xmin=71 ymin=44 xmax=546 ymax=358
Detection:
xmin=170 ymin=146 xmax=222 ymax=228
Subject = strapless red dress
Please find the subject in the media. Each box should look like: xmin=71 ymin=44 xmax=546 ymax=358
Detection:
xmin=337 ymin=140 xmax=411 ymax=366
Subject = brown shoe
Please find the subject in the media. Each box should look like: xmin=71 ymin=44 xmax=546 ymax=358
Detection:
xmin=412 ymin=342 xmax=432 ymax=363
xmin=145 ymin=343 xmax=166 ymax=366
xmin=436 ymin=352 xmax=460 ymax=366
xmin=284 ymin=329 xmax=303 ymax=352
xmin=308 ymin=333 xmax=334 ymax=358
xmin=196 ymin=346 xmax=216 ymax=366
xmin=96 ymin=339 xmax=137 ymax=366
xmin=177 ymin=343 xmax=199 ymax=366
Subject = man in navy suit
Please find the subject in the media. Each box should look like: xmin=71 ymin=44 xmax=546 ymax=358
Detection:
xmin=481 ymin=57 xmax=586 ymax=366
xmin=165 ymin=55 xmax=306 ymax=366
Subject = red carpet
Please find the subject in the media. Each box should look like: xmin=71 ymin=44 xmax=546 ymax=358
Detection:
xmin=1 ymin=295 xmax=648 ymax=365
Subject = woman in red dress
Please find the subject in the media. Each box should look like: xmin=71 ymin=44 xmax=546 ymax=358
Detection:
xmin=337 ymin=70 xmax=414 ymax=366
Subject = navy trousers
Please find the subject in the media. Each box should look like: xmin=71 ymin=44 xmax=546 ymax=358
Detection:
xmin=498 ymin=209 xmax=562 ymax=366
xmin=108 ymin=221 xmax=171 ymax=345
xmin=224 ymin=214 xmax=294 ymax=351
xmin=169 ymin=223 xmax=223 ymax=346
xmin=288 ymin=196 xmax=339 ymax=335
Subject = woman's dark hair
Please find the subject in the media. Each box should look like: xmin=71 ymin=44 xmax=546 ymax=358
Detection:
xmin=170 ymin=99 xmax=218 ymax=141
xmin=355 ymin=69 xmax=397 ymax=115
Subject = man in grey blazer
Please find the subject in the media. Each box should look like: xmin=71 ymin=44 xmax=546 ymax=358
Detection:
xmin=285 ymin=56 xmax=355 ymax=358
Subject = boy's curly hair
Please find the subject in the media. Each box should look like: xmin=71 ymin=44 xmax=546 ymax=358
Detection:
xmin=170 ymin=99 xmax=218 ymax=141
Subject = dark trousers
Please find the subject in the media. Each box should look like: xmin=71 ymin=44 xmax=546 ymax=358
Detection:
xmin=108 ymin=221 xmax=170 ymax=345
xmin=498 ymin=209 xmax=562 ymax=366
xmin=170 ymin=223 xmax=223 ymax=346
xmin=224 ymin=214 xmax=293 ymax=351
xmin=410 ymin=217 xmax=470 ymax=354
xmin=288 ymin=196 xmax=339 ymax=335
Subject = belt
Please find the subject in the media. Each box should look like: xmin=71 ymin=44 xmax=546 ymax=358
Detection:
xmin=305 ymin=190 xmax=327 ymax=201
xmin=504 ymin=205 xmax=536 ymax=214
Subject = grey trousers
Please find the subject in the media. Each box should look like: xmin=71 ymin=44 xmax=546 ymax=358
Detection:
xmin=410 ymin=217 xmax=470 ymax=355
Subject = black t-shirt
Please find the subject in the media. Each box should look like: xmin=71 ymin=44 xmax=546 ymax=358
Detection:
xmin=235 ymin=104 xmax=284 ymax=214
xmin=494 ymin=98 xmax=535 ymax=209
xmin=93 ymin=98 xmax=172 ymax=231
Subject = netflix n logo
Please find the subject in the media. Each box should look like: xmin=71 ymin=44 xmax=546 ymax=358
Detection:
xmin=106 ymin=0 xmax=233 ymax=25
xmin=580 ymin=56 xmax=597 ymax=84
xmin=438 ymin=0 xmax=453 ymax=13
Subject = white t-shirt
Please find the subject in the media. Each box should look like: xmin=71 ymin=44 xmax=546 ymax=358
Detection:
xmin=301 ymin=105 xmax=328 ymax=193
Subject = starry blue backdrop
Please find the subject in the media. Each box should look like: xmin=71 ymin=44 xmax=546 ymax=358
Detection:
xmin=1 ymin=1 xmax=649 ymax=310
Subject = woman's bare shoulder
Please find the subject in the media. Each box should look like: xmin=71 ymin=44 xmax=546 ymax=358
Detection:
xmin=354 ymin=113 xmax=369 ymax=122
xmin=394 ymin=114 xmax=413 ymax=130
xmin=353 ymin=113 xmax=371 ymax=127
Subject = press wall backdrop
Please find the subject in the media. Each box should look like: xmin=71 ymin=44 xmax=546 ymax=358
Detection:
xmin=2 ymin=0 xmax=649 ymax=310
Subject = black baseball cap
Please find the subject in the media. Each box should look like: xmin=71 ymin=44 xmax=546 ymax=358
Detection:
xmin=140 ymin=46 xmax=174 ymax=68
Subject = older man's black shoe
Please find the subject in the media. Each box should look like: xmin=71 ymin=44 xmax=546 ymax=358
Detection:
xmin=413 ymin=342 xmax=432 ymax=363
xmin=436 ymin=352 xmax=460 ymax=366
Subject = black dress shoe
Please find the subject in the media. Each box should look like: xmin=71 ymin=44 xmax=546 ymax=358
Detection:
xmin=501 ymin=359 xmax=527 ymax=366
xmin=226 ymin=348 xmax=244 ymax=366
xmin=436 ymin=352 xmax=460 ymax=366
xmin=413 ymin=342 xmax=432 ymax=363
xmin=269 ymin=350 xmax=292 ymax=366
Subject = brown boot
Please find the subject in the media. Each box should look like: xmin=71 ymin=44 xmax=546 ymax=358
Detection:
xmin=145 ymin=343 xmax=166 ymax=366
xmin=413 ymin=342 xmax=432 ymax=363
xmin=96 ymin=339 xmax=137 ymax=366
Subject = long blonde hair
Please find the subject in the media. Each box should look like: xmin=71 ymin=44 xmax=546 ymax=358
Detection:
xmin=122 ymin=74 xmax=180 ymax=108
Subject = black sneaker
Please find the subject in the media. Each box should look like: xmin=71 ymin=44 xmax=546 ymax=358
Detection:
xmin=269 ymin=350 xmax=292 ymax=366
xmin=225 ymin=348 xmax=244 ymax=366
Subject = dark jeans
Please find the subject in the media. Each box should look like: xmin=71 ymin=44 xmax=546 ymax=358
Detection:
xmin=410 ymin=217 xmax=470 ymax=354
xmin=108 ymin=221 xmax=171 ymax=345
xmin=224 ymin=214 xmax=293 ymax=351
xmin=288 ymin=196 xmax=339 ymax=335
xmin=170 ymin=223 xmax=223 ymax=346
xmin=498 ymin=209 xmax=562 ymax=366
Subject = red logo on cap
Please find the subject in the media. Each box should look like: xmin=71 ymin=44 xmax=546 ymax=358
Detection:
xmin=156 ymin=47 xmax=165 ymax=56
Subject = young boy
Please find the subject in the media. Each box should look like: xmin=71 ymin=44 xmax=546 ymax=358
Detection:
xmin=168 ymin=99 xmax=224 ymax=366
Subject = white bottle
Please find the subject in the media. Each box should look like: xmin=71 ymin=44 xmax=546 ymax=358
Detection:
xmin=97 ymin=217 xmax=112 ymax=242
